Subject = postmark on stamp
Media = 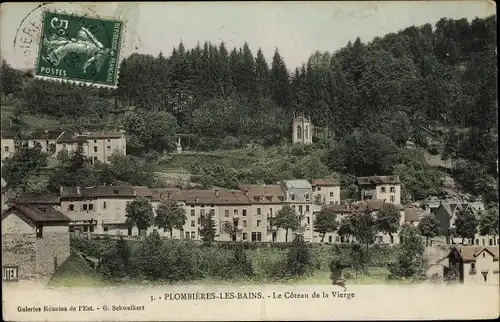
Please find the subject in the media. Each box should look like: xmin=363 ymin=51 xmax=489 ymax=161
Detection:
xmin=34 ymin=10 xmax=124 ymax=87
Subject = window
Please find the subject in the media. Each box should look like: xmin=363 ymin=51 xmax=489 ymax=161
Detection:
xmin=257 ymin=220 xmax=261 ymax=227
xmin=329 ymin=201 xmax=334 ymax=205
xmin=251 ymin=232 xmax=262 ymax=242
xmin=328 ymin=236 xmax=332 ymax=243
xmin=107 ymin=146 xmax=111 ymax=151
xmin=329 ymin=192 xmax=334 ymax=197
xmin=186 ymin=231 xmax=190 ymax=239
xmin=291 ymin=193 xmax=295 ymax=201
xmin=471 ymin=262 xmax=476 ymax=270
xmin=489 ymin=239 xmax=493 ymax=246
xmin=257 ymin=208 xmax=261 ymax=216
xmin=36 ymin=226 xmax=43 ymax=238
xmin=476 ymin=239 xmax=479 ymax=245
xmin=63 ymin=144 xmax=67 ymax=149
xmin=317 ymin=187 xmax=321 ymax=191
xmin=3 ymin=146 xmax=8 ymax=152
xmin=191 ymin=232 xmax=195 ymax=239
xmin=307 ymin=217 xmax=310 ymax=224
xmin=243 ymin=233 xmax=247 ymax=240
xmin=298 ymin=205 xmax=303 ymax=214
xmin=243 ymin=220 xmax=247 ymax=227
xmin=127 ymin=227 xmax=132 ymax=236
xmin=335 ymin=236 xmax=340 ymax=242
xmin=305 ymin=194 xmax=309 ymax=201
xmin=390 ymin=235 xmax=394 ymax=244
xmin=390 ymin=195 xmax=395 ymax=202
xmin=243 ymin=209 xmax=247 ymax=216
xmin=93 ymin=156 xmax=98 ymax=162
xmin=378 ymin=236 xmax=383 ymax=243
xmin=234 ymin=209 xmax=238 ymax=216
xmin=94 ymin=139 xmax=97 ymax=143
xmin=191 ymin=209 xmax=195 ymax=216
xmin=107 ymin=138 xmax=111 ymax=143
xmin=94 ymin=146 xmax=98 ymax=152
xmin=381 ymin=187 xmax=386 ymax=193
xmin=191 ymin=221 xmax=195 ymax=227
xmin=200 ymin=209 xmax=205 ymax=216
xmin=69 ymin=204 xmax=74 ymax=211
xmin=390 ymin=187 xmax=395 ymax=193
xmin=296 ymin=125 xmax=302 ymax=139
xmin=83 ymin=226 xmax=88 ymax=233
xmin=269 ymin=208 xmax=273 ymax=216
xmin=225 ymin=210 xmax=229 ymax=217
xmin=103 ymin=202 xmax=107 ymax=209
xmin=482 ymin=239 xmax=485 ymax=246
xmin=89 ymin=204 xmax=94 ymax=211
xmin=104 ymin=227 xmax=109 ymax=232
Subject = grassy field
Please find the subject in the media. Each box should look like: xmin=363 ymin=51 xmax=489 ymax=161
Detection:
xmin=48 ymin=243 xmax=411 ymax=288
xmin=1 ymin=105 xmax=61 ymax=130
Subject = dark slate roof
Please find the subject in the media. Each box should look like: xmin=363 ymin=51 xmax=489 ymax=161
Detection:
xmin=1 ymin=131 xmax=17 ymax=139
xmin=27 ymin=130 xmax=64 ymax=140
xmin=238 ymin=184 xmax=285 ymax=204
xmin=56 ymin=131 xmax=77 ymax=144
xmin=2 ymin=204 xmax=70 ymax=223
xmin=60 ymin=185 xmax=150 ymax=198
xmin=310 ymin=179 xmax=340 ymax=186
xmin=86 ymin=131 xmax=125 ymax=139
xmin=357 ymin=175 xmax=400 ymax=185
xmin=170 ymin=189 xmax=251 ymax=205
xmin=16 ymin=192 xmax=60 ymax=204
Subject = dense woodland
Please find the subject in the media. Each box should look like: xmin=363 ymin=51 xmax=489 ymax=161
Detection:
xmin=1 ymin=16 xmax=498 ymax=205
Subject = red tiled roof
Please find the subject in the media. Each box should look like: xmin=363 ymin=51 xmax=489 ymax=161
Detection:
xmin=453 ymin=246 xmax=499 ymax=261
xmin=321 ymin=204 xmax=353 ymax=213
xmin=238 ymin=184 xmax=284 ymax=204
xmin=171 ymin=189 xmax=251 ymax=205
xmin=404 ymin=207 xmax=424 ymax=222
xmin=60 ymin=186 xmax=150 ymax=198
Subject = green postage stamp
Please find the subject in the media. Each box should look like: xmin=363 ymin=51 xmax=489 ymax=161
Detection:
xmin=35 ymin=11 xmax=124 ymax=87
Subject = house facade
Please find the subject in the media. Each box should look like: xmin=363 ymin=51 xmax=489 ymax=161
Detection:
xmin=357 ymin=175 xmax=401 ymax=205
xmin=1 ymin=131 xmax=17 ymax=161
xmin=447 ymin=246 xmax=499 ymax=285
xmin=26 ymin=130 xmax=64 ymax=155
xmin=59 ymin=185 xmax=152 ymax=237
xmin=281 ymin=180 xmax=315 ymax=242
xmin=311 ymin=179 xmax=341 ymax=207
xmin=239 ymin=184 xmax=286 ymax=242
xmin=1 ymin=204 xmax=71 ymax=280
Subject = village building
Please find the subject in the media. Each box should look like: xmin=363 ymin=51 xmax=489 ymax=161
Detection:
xmin=1 ymin=131 xmax=17 ymax=160
xmin=280 ymin=180 xmax=315 ymax=242
xmin=291 ymin=113 xmax=334 ymax=145
xmin=310 ymin=179 xmax=341 ymax=208
xmin=446 ymin=245 xmax=499 ymax=285
xmin=239 ymin=184 xmax=286 ymax=242
xmin=59 ymin=185 xmax=152 ymax=237
xmin=357 ymin=175 xmax=401 ymax=205
xmin=314 ymin=204 xmax=354 ymax=243
xmin=1 ymin=203 xmax=71 ymax=280
xmin=26 ymin=130 xmax=64 ymax=155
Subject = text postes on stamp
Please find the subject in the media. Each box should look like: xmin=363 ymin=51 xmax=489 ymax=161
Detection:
xmin=35 ymin=11 xmax=123 ymax=87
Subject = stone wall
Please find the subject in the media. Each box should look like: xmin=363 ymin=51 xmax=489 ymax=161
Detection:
xmin=2 ymin=215 xmax=37 ymax=279
xmin=35 ymin=225 xmax=71 ymax=277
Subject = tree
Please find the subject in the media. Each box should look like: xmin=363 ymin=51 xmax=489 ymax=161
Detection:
xmin=231 ymin=244 xmax=254 ymax=277
xmin=1 ymin=143 xmax=48 ymax=193
xmin=313 ymin=207 xmax=339 ymax=242
xmin=376 ymin=203 xmax=401 ymax=243
xmin=116 ymin=237 xmax=131 ymax=269
xmin=270 ymin=48 xmax=290 ymax=109
xmin=125 ymin=197 xmax=155 ymax=234
xmin=478 ymin=207 xmax=499 ymax=241
xmin=1 ymin=60 xmax=23 ymax=95
xmin=453 ymin=207 xmax=478 ymax=245
xmin=199 ymin=212 xmax=217 ymax=245
xmin=273 ymin=204 xmax=300 ymax=242
xmin=418 ymin=214 xmax=442 ymax=246
xmin=99 ymin=249 xmax=126 ymax=279
xmin=388 ymin=224 xmax=428 ymax=280
xmin=328 ymin=130 xmax=401 ymax=176
xmin=154 ymin=201 xmax=187 ymax=237
xmin=286 ymin=234 xmax=312 ymax=277
xmin=135 ymin=230 xmax=165 ymax=279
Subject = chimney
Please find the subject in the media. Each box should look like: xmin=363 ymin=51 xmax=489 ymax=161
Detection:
xmin=76 ymin=186 xmax=81 ymax=195
xmin=59 ymin=186 xmax=63 ymax=195
xmin=214 ymin=189 xmax=219 ymax=197
xmin=167 ymin=192 xmax=171 ymax=199
xmin=244 ymin=190 xmax=249 ymax=197
xmin=133 ymin=189 xmax=137 ymax=197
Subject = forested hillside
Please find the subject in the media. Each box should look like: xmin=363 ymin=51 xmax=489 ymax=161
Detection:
xmin=1 ymin=16 xmax=497 ymax=204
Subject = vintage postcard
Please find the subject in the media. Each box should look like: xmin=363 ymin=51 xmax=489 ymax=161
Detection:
xmin=1 ymin=1 xmax=498 ymax=321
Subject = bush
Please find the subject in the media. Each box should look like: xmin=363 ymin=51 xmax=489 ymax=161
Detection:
xmin=99 ymin=249 xmax=126 ymax=279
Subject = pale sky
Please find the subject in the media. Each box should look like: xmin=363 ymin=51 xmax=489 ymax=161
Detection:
xmin=0 ymin=1 xmax=496 ymax=70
